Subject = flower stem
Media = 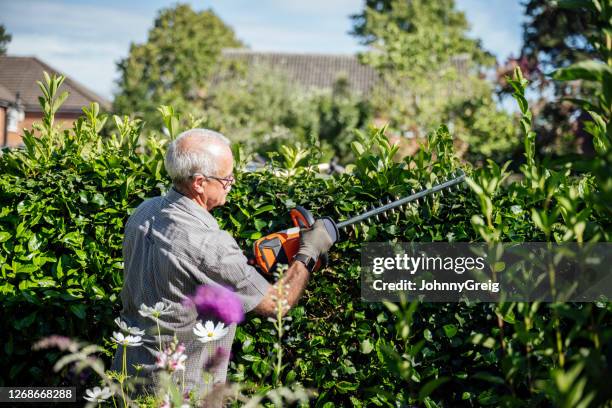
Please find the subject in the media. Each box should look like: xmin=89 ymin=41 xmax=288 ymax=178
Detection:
xmin=275 ymin=293 xmax=284 ymax=386
xmin=156 ymin=318 xmax=162 ymax=351
xmin=273 ymin=267 xmax=287 ymax=387
xmin=122 ymin=345 xmax=126 ymax=378
xmin=121 ymin=344 xmax=128 ymax=408
xmin=182 ymin=369 xmax=185 ymax=394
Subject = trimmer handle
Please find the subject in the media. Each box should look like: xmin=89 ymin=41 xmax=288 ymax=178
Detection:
xmin=319 ymin=217 xmax=339 ymax=244
xmin=252 ymin=207 xmax=338 ymax=275
xmin=290 ymin=206 xmax=338 ymax=244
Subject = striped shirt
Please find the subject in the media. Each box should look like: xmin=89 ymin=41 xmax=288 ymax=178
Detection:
xmin=111 ymin=187 xmax=270 ymax=395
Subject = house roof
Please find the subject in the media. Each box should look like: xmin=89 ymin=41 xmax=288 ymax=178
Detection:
xmin=0 ymin=84 xmax=13 ymax=106
xmin=221 ymin=49 xmax=381 ymax=95
xmin=0 ymin=56 xmax=111 ymax=113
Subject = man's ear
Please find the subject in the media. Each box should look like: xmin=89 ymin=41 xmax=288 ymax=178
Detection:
xmin=193 ymin=176 xmax=206 ymax=194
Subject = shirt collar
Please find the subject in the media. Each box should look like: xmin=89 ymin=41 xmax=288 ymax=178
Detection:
xmin=163 ymin=187 xmax=219 ymax=229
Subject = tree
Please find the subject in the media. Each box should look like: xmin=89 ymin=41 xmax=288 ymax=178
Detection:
xmin=350 ymin=0 xmax=517 ymax=163
xmin=114 ymin=4 xmax=243 ymax=129
xmin=351 ymin=0 xmax=492 ymax=72
xmin=522 ymin=0 xmax=599 ymax=86
xmin=0 ymin=25 xmax=11 ymax=55
xmin=496 ymin=0 xmax=604 ymax=158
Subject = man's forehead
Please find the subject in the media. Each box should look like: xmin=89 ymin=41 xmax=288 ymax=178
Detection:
xmin=211 ymin=146 xmax=233 ymax=173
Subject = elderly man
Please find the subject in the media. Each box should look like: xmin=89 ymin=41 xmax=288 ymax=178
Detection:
xmin=112 ymin=129 xmax=333 ymax=396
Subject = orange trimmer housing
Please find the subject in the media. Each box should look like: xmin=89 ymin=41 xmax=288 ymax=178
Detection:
xmin=251 ymin=171 xmax=466 ymax=275
xmin=252 ymin=206 xmax=337 ymax=275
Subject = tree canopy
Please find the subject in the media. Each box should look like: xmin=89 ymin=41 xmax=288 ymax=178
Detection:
xmin=113 ymin=4 xmax=243 ymax=128
xmin=351 ymin=0 xmax=517 ymax=162
xmin=508 ymin=0 xmax=606 ymax=158
xmin=522 ymin=0 xmax=599 ymax=84
xmin=351 ymin=0 xmax=493 ymax=73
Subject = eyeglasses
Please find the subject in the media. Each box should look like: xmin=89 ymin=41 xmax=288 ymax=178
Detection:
xmin=191 ymin=173 xmax=235 ymax=190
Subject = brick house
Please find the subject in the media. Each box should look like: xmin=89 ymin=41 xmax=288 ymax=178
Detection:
xmin=0 ymin=56 xmax=110 ymax=148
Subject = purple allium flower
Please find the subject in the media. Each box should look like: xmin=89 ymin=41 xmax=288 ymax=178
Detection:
xmin=186 ymin=285 xmax=244 ymax=324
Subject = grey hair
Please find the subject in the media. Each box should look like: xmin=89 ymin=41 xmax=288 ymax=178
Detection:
xmin=164 ymin=128 xmax=230 ymax=186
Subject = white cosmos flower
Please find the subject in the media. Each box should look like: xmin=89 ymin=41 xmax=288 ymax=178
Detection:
xmin=193 ymin=321 xmax=228 ymax=343
xmin=111 ymin=331 xmax=143 ymax=347
xmin=114 ymin=317 xmax=145 ymax=336
xmin=83 ymin=386 xmax=113 ymax=402
xmin=139 ymin=301 xmax=172 ymax=319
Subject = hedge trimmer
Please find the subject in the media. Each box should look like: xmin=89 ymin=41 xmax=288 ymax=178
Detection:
xmin=252 ymin=170 xmax=466 ymax=274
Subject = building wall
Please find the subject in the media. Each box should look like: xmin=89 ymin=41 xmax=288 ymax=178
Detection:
xmin=3 ymin=111 xmax=80 ymax=148
xmin=0 ymin=107 xmax=5 ymax=147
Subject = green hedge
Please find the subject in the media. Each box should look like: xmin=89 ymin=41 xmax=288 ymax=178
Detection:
xmin=1 ymin=73 xmax=611 ymax=406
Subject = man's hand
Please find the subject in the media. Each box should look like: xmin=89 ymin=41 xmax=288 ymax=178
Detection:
xmin=254 ymin=220 xmax=335 ymax=318
xmin=253 ymin=260 xmax=308 ymax=317
xmin=297 ymin=219 xmax=335 ymax=261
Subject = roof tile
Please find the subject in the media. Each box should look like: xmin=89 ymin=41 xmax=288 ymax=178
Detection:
xmin=221 ymin=49 xmax=381 ymax=95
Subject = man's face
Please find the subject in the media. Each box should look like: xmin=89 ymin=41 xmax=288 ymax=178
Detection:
xmin=188 ymin=140 xmax=234 ymax=212
xmin=203 ymin=152 xmax=234 ymax=209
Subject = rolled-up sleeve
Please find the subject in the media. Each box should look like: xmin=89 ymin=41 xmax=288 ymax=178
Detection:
xmin=200 ymin=230 xmax=271 ymax=313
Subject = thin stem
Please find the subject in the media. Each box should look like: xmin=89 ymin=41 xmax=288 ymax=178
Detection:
xmin=122 ymin=345 xmax=126 ymax=378
xmin=590 ymin=306 xmax=601 ymax=350
xmin=121 ymin=344 xmax=128 ymax=408
xmin=182 ymin=369 xmax=186 ymax=394
xmin=156 ymin=317 xmax=162 ymax=352
xmin=273 ymin=267 xmax=288 ymax=387
xmin=275 ymin=302 xmax=283 ymax=387
xmin=554 ymin=315 xmax=564 ymax=368
xmin=545 ymin=244 xmax=564 ymax=368
xmin=524 ymin=302 xmax=534 ymax=394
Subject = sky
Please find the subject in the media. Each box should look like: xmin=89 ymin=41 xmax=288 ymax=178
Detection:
xmin=0 ymin=0 xmax=524 ymax=100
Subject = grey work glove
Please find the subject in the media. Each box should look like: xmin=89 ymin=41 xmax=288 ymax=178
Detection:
xmin=297 ymin=219 xmax=334 ymax=261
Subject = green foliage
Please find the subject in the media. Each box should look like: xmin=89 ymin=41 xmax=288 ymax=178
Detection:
xmin=113 ymin=3 xmax=243 ymax=129
xmin=1 ymin=71 xmax=610 ymax=407
xmin=109 ymin=1 xmax=524 ymax=169
xmin=446 ymin=94 xmax=519 ymax=164
xmin=0 ymin=73 xmax=167 ymax=385
xmin=521 ymin=0 xmax=602 ymax=79
xmin=512 ymin=0 xmax=611 ymax=159
xmin=201 ymin=64 xmax=371 ymax=163
xmin=352 ymin=0 xmax=493 ymax=72
xmin=113 ymin=4 xmax=373 ymax=164
xmin=201 ymin=64 xmax=313 ymax=155
xmin=113 ymin=1 xmax=520 ymax=166
xmin=351 ymin=0 xmax=518 ymax=162
xmin=550 ymin=0 xmax=611 ymax=218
